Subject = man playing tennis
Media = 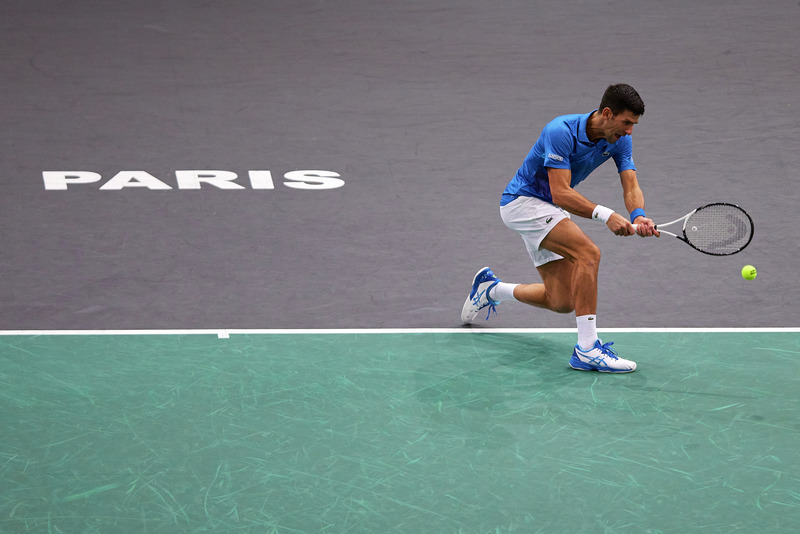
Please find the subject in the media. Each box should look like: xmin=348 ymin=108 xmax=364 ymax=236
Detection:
xmin=461 ymin=83 xmax=658 ymax=373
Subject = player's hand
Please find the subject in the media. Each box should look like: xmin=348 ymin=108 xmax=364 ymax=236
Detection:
xmin=606 ymin=212 xmax=636 ymax=236
xmin=632 ymin=216 xmax=659 ymax=237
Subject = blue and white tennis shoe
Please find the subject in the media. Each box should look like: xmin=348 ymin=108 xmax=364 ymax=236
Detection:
xmin=569 ymin=340 xmax=637 ymax=373
xmin=461 ymin=267 xmax=501 ymax=323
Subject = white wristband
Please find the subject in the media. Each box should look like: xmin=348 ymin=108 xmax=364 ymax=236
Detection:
xmin=591 ymin=204 xmax=615 ymax=224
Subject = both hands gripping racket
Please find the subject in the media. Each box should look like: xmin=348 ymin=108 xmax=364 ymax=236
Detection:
xmin=633 ymin=202 xmax=754 ymax=256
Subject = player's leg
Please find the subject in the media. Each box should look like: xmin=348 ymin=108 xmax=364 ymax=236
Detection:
xmin=509 ymin=258 xmax=575 ymax=314
xmin=491 ymin=218 xmax=593 ymax=314
xmin=536 ymin=218 xmax=600 ymax=318
xmin=461 ymin=195 xmax=635 ymax=371
xmin=462 ymin=197 xmax=575 ymax=322
xmin=534 ymin=218 xmax=636 ymax=373
xmin=461 ymin=263 xmax=576 ymax=323
xmin=464 ymin=200 xmax=585 ymax=320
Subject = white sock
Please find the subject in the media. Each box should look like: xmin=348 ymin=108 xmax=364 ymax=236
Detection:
xmin=576 ymin=314 xmax=598 ymax=350
xmin=488 ymin=282 xmax=519 ymax=303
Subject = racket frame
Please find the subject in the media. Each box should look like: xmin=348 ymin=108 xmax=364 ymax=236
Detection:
xmin=634 ymin=202 xmax=754 ymax=256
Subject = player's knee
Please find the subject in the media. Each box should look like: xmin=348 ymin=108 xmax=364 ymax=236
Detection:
xmin=551 ymin=301 xmax=575 ymax=314
xmin=548 ymin=292 xmax=575 ymax=314
xmin=578 ymin=242 xmax=601 ymax=269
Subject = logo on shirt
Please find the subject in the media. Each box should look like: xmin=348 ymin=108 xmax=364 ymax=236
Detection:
xmin=547 ymin=153 xmax=564 ymax=162
xmin=602 ymin=151 xmax=610 ymax=157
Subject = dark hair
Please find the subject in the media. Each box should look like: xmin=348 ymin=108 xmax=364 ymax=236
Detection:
xmin=599 ymin=84 xmax=645 ymax=116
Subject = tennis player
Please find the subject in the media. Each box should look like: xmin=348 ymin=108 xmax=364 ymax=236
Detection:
xmin=461 ymin=84 xmax=658 ymax=373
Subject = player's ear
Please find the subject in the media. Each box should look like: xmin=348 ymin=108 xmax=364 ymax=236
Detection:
xmin=601 ymin=107 xmax=614 ymax=119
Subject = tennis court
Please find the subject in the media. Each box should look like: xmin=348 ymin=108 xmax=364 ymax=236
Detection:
xmin=2 ymin=0 xmax=799 ymax=532
xmin=3 ymin=329 xmax=799 ymax=532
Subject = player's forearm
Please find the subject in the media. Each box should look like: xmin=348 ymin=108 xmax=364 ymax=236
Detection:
xmin=623 ymin=185 xmax=645 ymax=215
xmin=620 ymin=169 xmax=645 ymax=217
xmin=550 ymin=187 xmax=597 ymax=219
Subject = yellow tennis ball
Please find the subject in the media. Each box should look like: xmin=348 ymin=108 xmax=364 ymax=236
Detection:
xmin=741 ymin=265 xmax=757 ymax=280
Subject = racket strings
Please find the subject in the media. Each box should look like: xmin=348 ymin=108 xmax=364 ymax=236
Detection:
xmin=684 ymin=205 xmax=753 ymax=254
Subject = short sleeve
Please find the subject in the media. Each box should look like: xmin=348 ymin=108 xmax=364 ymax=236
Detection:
xmin=540 ymin=121 xmax=573 ymax=170
xmin=612 ymin=136 xmax=636 ymax=172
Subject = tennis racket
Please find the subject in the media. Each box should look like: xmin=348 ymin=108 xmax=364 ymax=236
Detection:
xmin=633 ymin=202 xmax=754 ymax=256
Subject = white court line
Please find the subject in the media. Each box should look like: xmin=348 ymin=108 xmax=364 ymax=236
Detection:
xmin=0 ymin=327 xmax=798 ymax=338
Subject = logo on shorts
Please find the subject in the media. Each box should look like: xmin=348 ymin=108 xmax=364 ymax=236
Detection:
xmin=547 ymin=153 xmax=564 ymax=162
xmin=546 ymin=216 xmax=554 ymax=224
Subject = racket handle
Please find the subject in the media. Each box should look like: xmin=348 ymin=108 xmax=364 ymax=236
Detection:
xmin=632 ymin=223 xmax=670 ymax=238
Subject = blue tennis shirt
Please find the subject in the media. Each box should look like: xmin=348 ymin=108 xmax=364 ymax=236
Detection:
xmin=501 ymin=111 xmax=636 ymax=206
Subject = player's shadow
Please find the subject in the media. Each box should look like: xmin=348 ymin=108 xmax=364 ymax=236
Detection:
xmin=406 ymin=333 xmax=578 ymax=449
xmin=409 ymin=332 xmax=650 ymax=449
xmin=412 ymin=332 xmax=647 ymax=409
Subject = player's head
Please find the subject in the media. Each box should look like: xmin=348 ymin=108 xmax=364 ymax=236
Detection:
xmin=599 ymin=84 xmax=645 ymax=117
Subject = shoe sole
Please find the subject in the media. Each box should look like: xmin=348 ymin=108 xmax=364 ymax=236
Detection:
xmin=569 ymin=358 xmax=636 ymax=373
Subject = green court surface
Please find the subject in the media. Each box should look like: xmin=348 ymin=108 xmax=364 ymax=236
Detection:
xmin=2 ymin=331 xmax=799 ymax=533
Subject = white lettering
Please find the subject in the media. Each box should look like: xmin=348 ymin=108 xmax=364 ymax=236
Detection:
xmin=42 ymin=170 xmax=344 ymax=190
xmin=43 ymin=171 xmax=102 ymax=190
xmin=283 ymin=170 xmax=345 ymax=190
xmin=100 ymin=171 xmax=172 ymax=190
xmin=248 ymin=170 xmax=275 ymax=190
xmin=175 ymin=170 xmax=244 ymax=190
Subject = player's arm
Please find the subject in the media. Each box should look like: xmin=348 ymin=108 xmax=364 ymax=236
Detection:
xmin=619 ymin=169 xmax=658 ymax=237
xmin=548 ymin=167 xmax=634 ymax=235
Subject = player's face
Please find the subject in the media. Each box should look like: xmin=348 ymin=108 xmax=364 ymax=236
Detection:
xmin=605 ymin=110 xmax=639 ymax=143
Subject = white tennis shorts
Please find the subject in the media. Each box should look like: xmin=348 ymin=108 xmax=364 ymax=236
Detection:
xmin=500 ymin=196 xmax=570 ymax=267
